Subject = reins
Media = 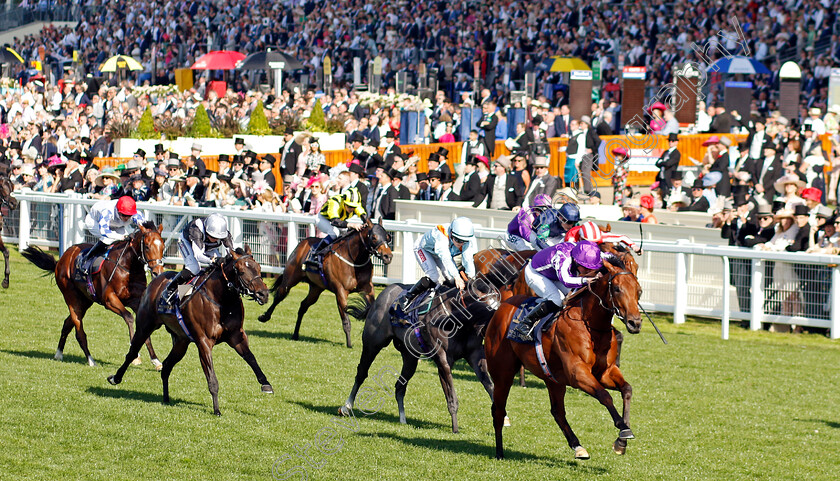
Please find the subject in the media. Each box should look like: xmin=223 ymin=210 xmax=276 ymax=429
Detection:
xmin=328 ymin=225 xmax=389 ymax=268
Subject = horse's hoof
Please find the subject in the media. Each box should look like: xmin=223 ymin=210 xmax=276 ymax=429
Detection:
xmin=613 ymin=440 xmax=627 ymax=455
xmin=131 ymin=357 xmax=142 ymax=366
xmin=574 ymin=446 xmax=590 ymax=460
xmin=261 ymin=384 xmax=274 ymax=394
xmin=338 ymin=405 xmax=351 ymax=417
xmin=87 ymin=357 xmax=97 ymax=367
xmin=53 ymin=351 xmax=63 ymax=361
xmin=106 ymin=375 xmax=119 ymax=385
xmin=291 ymin=333 xmax=299 ymax=341
xmin=214 ymin=410 xmax=222 ymax=417
xmin=152 ymin=359 xmax=163 ymax=371
xmin=257 ymin=314 xmax=269 ymax=323
xmin=503 ymin=416 xmax=511 ymax=427
xmin=1 ymin=280 xmax=8 ymax=289
xmin=618 ymin=428 xmax=634 ymax=440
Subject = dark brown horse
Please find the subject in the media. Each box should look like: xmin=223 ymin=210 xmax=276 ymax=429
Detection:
xmin=0 ymin=174 xmax=17 ymax=289
xmin=107 ymin=246 xmax=271 ymax=416
xmin=485 ymin=255 xmax=643 ymax=460
xmin=258 ymin=217 xmax=393 ymax=347
xmin=21 ymin=223 xmax=166 ymax=368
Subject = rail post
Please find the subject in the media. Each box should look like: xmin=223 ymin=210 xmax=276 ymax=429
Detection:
xmin=830 ymin=265 xmax=840 ymax=340
xmin=749 ymin=258 xmax=764 ymax=331
xmin=721 ymin=255 xmax=730 ymax=340
xmin=673 ymin=239 xmax=689 ymax=324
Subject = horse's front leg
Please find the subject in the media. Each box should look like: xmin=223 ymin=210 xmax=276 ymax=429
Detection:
xmin=569 ymin=362 xmax=633 ymax=439
xmin=1 ymin=240 xmax=9 ymax=288
xmin=601 ymin=365 xmax=633 ymax=455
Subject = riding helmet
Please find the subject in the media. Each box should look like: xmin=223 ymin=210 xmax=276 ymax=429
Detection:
xmin=116 ymin=196 xmax=137 ymax=216
xmin=205 ymin=213 xmax=229 ymax=239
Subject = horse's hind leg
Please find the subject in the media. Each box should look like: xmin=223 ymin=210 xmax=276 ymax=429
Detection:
xmin=432 ymin=353 xmax=460 ymax=433
xmin=196 ymin=339 xmax=221 ymax=415
xmin=1 ymin=239 xmax=9 ymax=289
xmin=227 ymin=330 xmax=273 ymax=393
xmin=546 ymin=382 xmax=589 ymax=460
xmin=259 ymin=263 xmax=305 ymax=323
xmin=293 ymin=283 xmax=324 ymax=341
xmin=394 ymin=348 xmax=419 ymax=425
xmin=335 ymin=288 xmax=353 ymax=348
xmin=65 ymin=294 xmax=95 ymax=366
xmin=104 ymin=292 xmax=161 ymax=370
xmin=161 ymin=337 xmax=190 ymax=404
xmin=55 ymin=316 xmax=75 ymax=361
xmin=108 ymin=310 xmax=163 ymax=385
xmin=486 ymin=349 xmax=518 ymax=459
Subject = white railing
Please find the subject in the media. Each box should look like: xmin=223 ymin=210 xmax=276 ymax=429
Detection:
xmin=4 ymin=191 xmax=840 ymax=339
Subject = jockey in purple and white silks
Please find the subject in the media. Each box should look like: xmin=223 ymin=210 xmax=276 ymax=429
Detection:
xmin=513 ymin=240 xmax=604 ymax=340
xmin=506 ymin=194 xmax=551 ymax=250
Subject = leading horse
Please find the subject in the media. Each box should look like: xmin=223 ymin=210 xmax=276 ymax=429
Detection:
xmin=485 ymin=254 xmax=643 ymax=460
xmin=107 ymin=246 xmax=271 ymax=416
xmin=22 ymin=222 xmax=165 ymax=368
xmin=0 ymin=174 xmax=17 ymax=289
xmin=258 ymin=217 xmax=392 ymax=347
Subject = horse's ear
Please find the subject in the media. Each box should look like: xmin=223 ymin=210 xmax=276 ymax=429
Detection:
xmin=378 ymin=217 xmax=383 ymax=226
xmin=604 ymin=223 xmax=612 ymax=232
xmin=244 ymin=244 xmax=252 ymax=256
xmin=157 ymin=224 xmax=163 ymax=234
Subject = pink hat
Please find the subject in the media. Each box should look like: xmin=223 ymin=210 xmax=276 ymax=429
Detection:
xmin=702 ymin=135 xmax=720 ymax=146
xmin=648 ymin=101 xmax=667 ymax=113
xmin=474 ymin=155 xmax=489 ymax=167
xmin=611 ymin=146 xmax=628 ymax=157
xmin=47 ymin=156 xmax=64 ymax=167
xmin=800 ymin=187 xmax=822 ymax=202
xmin=640 ymin=194 xmax=655 ymax=210
xmin=305 ymin=175 xmax=320 ymax=189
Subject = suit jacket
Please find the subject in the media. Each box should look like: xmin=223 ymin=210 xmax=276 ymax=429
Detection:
xmin=744 ymin=155 xmax=783 ymax=196
xmin=260 ymin=170 xmax=277 ymax=190
xmin=556 ymin=115 xmax=571 ymax=136
xmin=595 ymin=122 xmax=614 ymax=136
xmin=525 ymin=173 xmax=559 ymax=205
xmin=484 ymin=173 xmax=525 ymax=210
xmin=656 ymin=147 xmax=681 ymax=185
xmin=459 ymin=171 xmax=485 ymax=207
xmin=382 ymin=142 xmax=401 ymax=165
xmin=417 ymin=185 xmax=443 ymax=201
xmin=709 ymin=153 xmax=732 ymax=196
xmin=677 ymin=196 xmax=710 ymax=212
xmin=479 ymin=113 xmax=498 ymax=155
xmin=280 ymin=141 xmax=302 ymax=177
xmin=349 ymin=180 xmax=369 ymax=208
xmin=786 ymin=226 xmax=812 ymax=252
xmin=380 ymin=183 xmax=411 ymax=220
xmin=708 ymin=112 xmax=734 ymax=133
xmin=439 ymin=188 xmax=460 ymax=201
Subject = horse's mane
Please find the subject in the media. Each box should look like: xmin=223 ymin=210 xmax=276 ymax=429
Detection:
xmin=139 ymin=220 xmax=157 ymax=230
xmin=233 ymin=247 xmax=247 ymax=255
xmin=601 ymin=253 xmax=626 ymax=272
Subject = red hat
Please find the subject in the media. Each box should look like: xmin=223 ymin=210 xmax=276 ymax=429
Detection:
xmin=648 ymin=101 xmax=667 ymax=113
xmin=702 ymin=135 xmax=720 ymax=146
xmin=800 ymin=187 xmax=822 ymax=202
xmin=640 ymin=194 xmax=655 ymax=210
xmin=474 ymin=155 xmax=489 ymax=167
xmin=611 ymin=146 xmax=628 ymax=157
xmin=116 ymin=196 xmax=137 ymax=216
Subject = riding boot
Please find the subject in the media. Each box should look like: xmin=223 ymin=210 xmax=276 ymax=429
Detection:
xmin=80 ymin=240 xmax=107 ymax=275
xmin=306 ymin=236 xmax=334 ymax=267
xmin=164 ymin=270 xmax=192 ymax=303
xmin=399 ymin=276 xmax=435 ymax=312
xmin=514 ymin=301 xmax=556 ymax=341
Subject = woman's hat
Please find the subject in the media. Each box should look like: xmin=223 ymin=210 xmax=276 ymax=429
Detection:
xmin=702 ymin=135 xmax=720 ymax=146
xmin=94 ymin=170 xmax=120 ymax=187
xmin=773 ymin=174 xmax=806 ymax=194
xmin=774 ymin=208 xmax=795 ymax=220
xmin=648 ymin=101 xmax=667 ymax=113
xmin=702 ymin=171 xmax=722 ymax=187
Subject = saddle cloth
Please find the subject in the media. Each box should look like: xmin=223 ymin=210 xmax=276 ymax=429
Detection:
xmin=73 ymin=247 xmax=112 ymax=298
xmin=506 ymin=297 xmax=557 ymax=344
xmin=389 ymin=288 xmax=435 ymax=328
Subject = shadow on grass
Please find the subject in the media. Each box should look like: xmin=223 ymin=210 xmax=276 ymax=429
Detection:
xmin=247 ymin=329 xmax=345 ymax=347
xmin=794 ymin=418 xmax=840 ymax=429
xmin=0 ymin=348 xmax=112 ymax=367
xmin=355 ymin=431 xmax=609 ymax=473
xmin=449 ymin=362 xmax=546 ymax=389
xmin=85 ymin=386 xmax=205 ymax=408
xmin=290 ymin=400 xmax=452 ymax=431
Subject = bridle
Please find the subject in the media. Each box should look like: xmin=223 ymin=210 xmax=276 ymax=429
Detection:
xmin=130 ymin=230 xmax=164 ymax=272
xmin=362 ymin=224 xmax=391 ymax=261
xmin=220 ymin=254 xmax=262 ymax=302
xmin=0 ymin=177 xmax=16 ymax=209
xmin=586 ymin=270 xmax=636 ymax=324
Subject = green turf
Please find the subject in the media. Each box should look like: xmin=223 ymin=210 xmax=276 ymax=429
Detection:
xmin=1 ymin=247 xmax=839 ymax=481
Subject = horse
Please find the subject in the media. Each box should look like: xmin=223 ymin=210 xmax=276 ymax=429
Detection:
xmin=484 ymin=255 xmax=643 ymax=460
xmin=258 ymin=217 xmax=393 ymax=348
xmin=0 ymin=175 xmax=18 ymax=289
xmin=339 ymin=252 xmax=528 ymax=433
xmin=21 ymin=222 xmax=166 ymax=368
xmin=107 ymin=246 xmax=271 ymax=416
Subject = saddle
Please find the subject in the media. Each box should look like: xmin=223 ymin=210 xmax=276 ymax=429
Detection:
xmin=73 ymin=247 xmax=112 ymax=298
xmin=506 ymin=297 xmax=558 ymax=344
xmin=389 ymin=288 xmax=436 ymax=328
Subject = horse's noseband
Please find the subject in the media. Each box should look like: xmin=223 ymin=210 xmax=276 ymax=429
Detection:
xmin=588 ymin=270 xmax=635 ymax=322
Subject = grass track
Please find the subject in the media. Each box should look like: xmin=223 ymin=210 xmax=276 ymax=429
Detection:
xmin=1 ymin=247 xmax=839 ymax=480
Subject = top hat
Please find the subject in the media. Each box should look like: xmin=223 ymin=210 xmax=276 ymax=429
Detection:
xmin=428 ymin=152 xmax=441 ymax=164
xmin=154 ymin=143 xmax=165 ymax=154
xmin=349 ymin=163 xmax=365 ymax=176
xmin=793 ymin=204 xmax=810 ymax=217
xmin=218 ymin=154 xmax=230 ymax=163
xmin=261 ymin=154 xmax=276 ymax=166
xmin=134 ymin=148 xmax=146 ymax=158
xmin=668 ymin=133 xmax=679 ymax=142
xmin=436 ymin=147 xmax=449 ymax=157
xmin=234 ymin=137 xmax=245 ymax=145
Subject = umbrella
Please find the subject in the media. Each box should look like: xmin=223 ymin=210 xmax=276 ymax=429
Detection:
xmin=191 ymin=50 xmax=246 ymax=70
xmin=99 ymin=55 xmax=143 ymax=72
xmin=236 ymin=50 xmax=303 ymax=71
xmin=706 ymin=56 xmax=771 ymax=75
xmin=0 ymin=47 xmax=23 ymax=65
xmin=539 ymin=56 xmax=590 ymax=72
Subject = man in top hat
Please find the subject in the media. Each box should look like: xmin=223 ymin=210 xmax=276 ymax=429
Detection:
xmin=744 ymin=139 xmax=783 ymax=201
xmin=656 ymin=133 xmax=681 ymax=196
xmin=347 ymin=162 xmax=369 ymax=207
xmin=126 ymin=173 xmax=150 ymax=202
xmin=182 ymin=168 xmax=206 ymax=207
xmin=133 ymin=148 xmax=147 ymax=164
xmin=478 ymin=101 xmax=498 ymax=156
xmin=801 ymin=122 xmax=826 ymax=161
xmin=217 ymin=154 xmax=232 ymax=177
xmin=485 ymin=155 xmax=525 ymax=210
xmin=186 ymin=143 xmax=207 ymax=178
xmin=57 ymin=152 xmax=85 ymax=193
xmin=379 ymin=168 xmax=410 ymax=220
xmin=280 ymin=126 xmax=302 ymax=182
xmin=523 ymin=155 xmax=558 ymax=207
xmin=418 ymin=170 xmax=443 ymax=201
xmin=458 ymin=154 xmax=487 ymax=207
xmin=8 ymin=140 xmax=22 ymax=163
xmin=381 ymin=131 xmax=401 ymax=165
xmin=79 ymin=136 xmax=94 ymax=165
xmin=154 ymin=143 xmax=167 ymax=164
xmin=233 ymin=137 xmax=246 ymax=157
xmin=664 ymin=171 xmax=691 ymax=208
xmin=427 ymin=152 xmax=452 ymax=179
xmin=256 ymin=154 xmax=277 ymax=191
xmin=439 ymin=171 xmax=459 ymax=201
xmin=734 ymin=111 xmax=767 ymax=162
xmin=230 ymin=155 xmax=247 ymax=181
xmin=709 ymin=136 xmax=732 ymax=197
xmin=166 ymin=153 xmax=184 ymax=178
xmin=370 ymin=168 xmax=393 ymax=222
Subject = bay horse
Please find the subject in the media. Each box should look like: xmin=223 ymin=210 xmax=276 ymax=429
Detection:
xmin=0 ymin=174 xmax=17 ymax=289
xmin=339 ymin=252 xmax=528 ymax=433
xmin=258 ymin=217 xmax=393 ymax=348
xmin=485 ymin=255 xmax=643 ymax=460
xmin=107 ymin=246 xmax=271 ymax=416
xmin=21 ymin=222 xmax=166 ymax=368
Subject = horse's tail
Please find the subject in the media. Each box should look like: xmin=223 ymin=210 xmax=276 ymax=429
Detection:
xmin=21 ymin=246 xmax=57 ymax=276
xmin=345 ymin=295 xmax=371 ymax=321
xmin=269 ymin=272 xmax=284 ymax=293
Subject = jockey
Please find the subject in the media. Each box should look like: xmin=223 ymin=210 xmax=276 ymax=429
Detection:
xmin=506 ymin=194 xmax=552 ymax=250
xmin=164 ymin=213 xmax=235 ymax=302
xmin=565 ymin=220 xmax=643 ymax=254
xmin=311 ymin=187 xmax=367 ymax=257
xmin=514 ymin=240 xmax=603 ymax=341
xmin=531 ymin=202 xmax=580 ymax=250
xmin=398 ymin=217 xmax=478 ymax=311
xmin=80 ymin=196 xmax=145 ymax=272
